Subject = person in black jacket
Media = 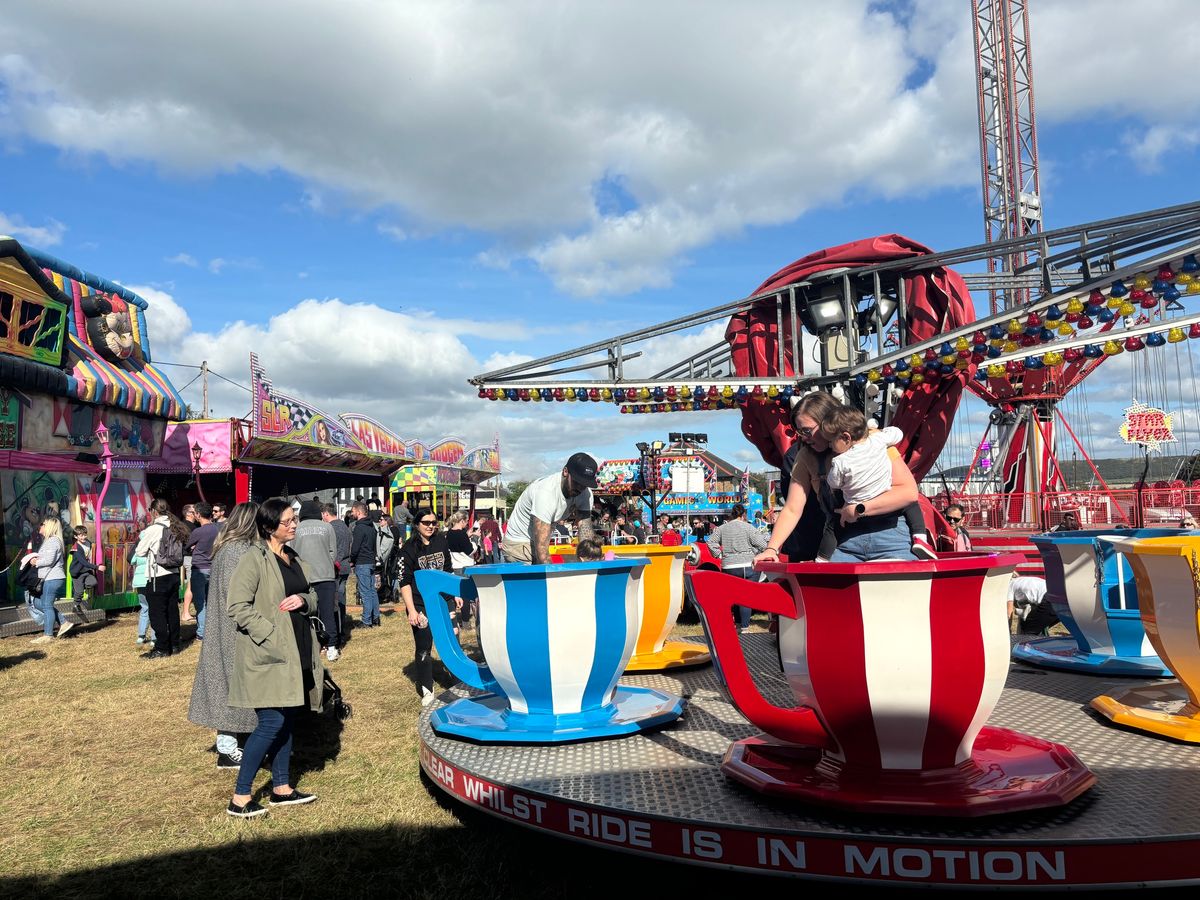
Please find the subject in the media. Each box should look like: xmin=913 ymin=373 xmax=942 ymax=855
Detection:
xmin=349 ymin=501 xmax=379 ymax=627
xmin=69 ymin=525 xmax=104 ymax=613
xmin=397 ymin=510 xmax=462 ymax=707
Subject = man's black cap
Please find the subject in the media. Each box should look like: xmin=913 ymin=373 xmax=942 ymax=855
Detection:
xmin=565 ymin=452 xmax=599 ymax=489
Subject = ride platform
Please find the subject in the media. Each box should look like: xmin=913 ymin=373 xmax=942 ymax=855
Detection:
xmin=419 ymin=634 xmax=1200 ymax=889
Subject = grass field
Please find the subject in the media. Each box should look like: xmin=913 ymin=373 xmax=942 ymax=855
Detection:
xmin=1 ymin=605 xmax=817 ymax=899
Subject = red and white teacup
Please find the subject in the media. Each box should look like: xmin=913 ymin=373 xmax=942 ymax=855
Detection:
xmin=690 ymin=555 xmax=1022 ymax=769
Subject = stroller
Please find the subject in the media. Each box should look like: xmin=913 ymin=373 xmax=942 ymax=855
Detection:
xmin=322 ymin=667 xmax=353 ymax=721
xmin=311 ymin=614 xmax=352 ymax=721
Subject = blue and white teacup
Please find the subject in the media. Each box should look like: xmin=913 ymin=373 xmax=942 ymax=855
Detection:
xmin=415 ymin=559 xmax=685 ymax=741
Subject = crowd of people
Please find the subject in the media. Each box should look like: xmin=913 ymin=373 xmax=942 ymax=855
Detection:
xmin=19 ymin=389 xmax=1200 ymax=817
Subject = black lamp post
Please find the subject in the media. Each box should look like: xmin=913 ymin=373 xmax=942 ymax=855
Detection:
xmin=191 ymin=440 xmax=207 ymax=503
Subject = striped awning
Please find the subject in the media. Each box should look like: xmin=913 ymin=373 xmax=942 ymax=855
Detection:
xmin=65 ymin=334 xmax=185 ymax=420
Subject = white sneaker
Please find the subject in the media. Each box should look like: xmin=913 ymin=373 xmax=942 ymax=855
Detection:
xmin=420 ymin=688 xmax=436 ymax=708
xmin=326 ymin=646 xmax=339 ymax=661
xmin=31 ymin=635 xmax=52 ymax=645
xmin=57 ymin=621 xmax=76 ymax=639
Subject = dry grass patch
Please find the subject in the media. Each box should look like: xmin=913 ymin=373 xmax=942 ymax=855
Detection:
xmin=1 ymin=607 xmax=786 ymax=899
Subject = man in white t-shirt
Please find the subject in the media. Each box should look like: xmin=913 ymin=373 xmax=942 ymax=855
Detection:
xmin=502 ymin=453 xmax=599 ymax=564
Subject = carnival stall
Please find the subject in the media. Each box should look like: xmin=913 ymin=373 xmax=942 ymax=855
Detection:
xmin=147 ymin=357 xmax=502 ymax=519
xmin=597 ymin=445 xmax=764 ymax=532
xmin=390 ymin=438 xmax=502 ymax=518
xmin=0 ymin=238 xmax=184 ymax=621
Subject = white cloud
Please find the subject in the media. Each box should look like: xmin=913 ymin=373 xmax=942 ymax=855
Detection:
xmin=0 ymin=1 xmax=1000 ymax=296
xmin=1124 ymin=126 xmax=1200 ymax=173
xmin=132 ymin=286 xmax=720 ymax=477
xmin=377 ymin=223 xmax=407 ymax=242
xmin=5 ymin=2 xmax=1195 ymax=297
xmin=207 ymin=256 xmax=257 ymax=275
xmin=0 ymin=211 xmax=66 ymax=247
xmin=165 ymin=252 xmax=198 ymax=267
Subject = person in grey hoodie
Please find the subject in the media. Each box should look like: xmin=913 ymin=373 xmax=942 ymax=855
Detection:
xmin=291 ymin=499 xmax=340 ymax=660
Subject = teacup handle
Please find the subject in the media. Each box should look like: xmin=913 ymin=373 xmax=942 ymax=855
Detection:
xmin=412 ymin=570 xmax=498 ymax=692
xmin=686 ymin=570 xmax=830 ymax=748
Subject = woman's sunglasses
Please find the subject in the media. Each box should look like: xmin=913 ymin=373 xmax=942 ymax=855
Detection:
xmin=947 ymin=516 xmax=963 ymax=524
xmin=418 ymin=519 xmax=438 ymax=527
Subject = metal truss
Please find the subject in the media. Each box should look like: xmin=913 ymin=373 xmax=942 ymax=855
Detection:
xmin=973 ymin=0 xmax=1043 ymax=314
xmin=472 ymin=201 xmax=1200 ymax=401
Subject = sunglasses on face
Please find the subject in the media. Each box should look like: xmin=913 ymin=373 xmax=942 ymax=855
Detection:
xmin=418 ymin=519 xmax=438 ymax=527
xmin=796 ymin=425 xmax=816 ymax=438
xmin=947 ymin=516 xmax=963 ymax=523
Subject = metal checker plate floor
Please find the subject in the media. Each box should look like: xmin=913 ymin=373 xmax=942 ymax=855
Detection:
xmin=419 ymin=634 xmax=1200 ymax=842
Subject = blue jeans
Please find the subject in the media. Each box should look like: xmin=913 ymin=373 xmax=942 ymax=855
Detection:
xmin=829 ymin=517 xmax=918 ymax=562
xmin=137 ymin=591 xmax=151 ymax=638
xmin=724 ymin=565 xmax=758 ymax=629
xmin=38 ymin=579 xmax=65 ymax=636
xmin=191 ymin=568 xmax=210 ymax=639
xmin=355 ymin=563 xmax=379 ymax=625
xmin=235 ymin=707 xmax=296 ymax=795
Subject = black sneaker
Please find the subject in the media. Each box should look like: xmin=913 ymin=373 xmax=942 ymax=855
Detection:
xmin=269 ymin=789 xmax=317 ymax=806
xmin=217 ymin=749 xmax=244 ymax=770
xmin=226 ymin=799 xmax=267 ymax=818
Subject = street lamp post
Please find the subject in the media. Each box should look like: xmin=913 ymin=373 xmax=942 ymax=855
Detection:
xmin=94 ymin=421 xmax=114 ymax=596
xmin=191 ymin=440 xmax=207 ymax=503
xmin=636 ymin=439 xmax=666 ymax=535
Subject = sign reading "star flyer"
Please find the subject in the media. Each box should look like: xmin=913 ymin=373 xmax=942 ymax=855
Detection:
xmin=1119 ymin=400 xmax=1176 ymax=453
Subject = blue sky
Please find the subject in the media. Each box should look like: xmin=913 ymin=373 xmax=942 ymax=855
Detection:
xmin=3 ymin=0 xmax=1200 ymax=480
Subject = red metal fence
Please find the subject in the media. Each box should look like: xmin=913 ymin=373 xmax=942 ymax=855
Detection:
xmin=926 ymin=486 xmax=1200 ymax=532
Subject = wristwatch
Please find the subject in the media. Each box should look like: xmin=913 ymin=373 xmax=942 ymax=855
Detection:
xmin=855 ymin=502 xmax=867 ymax=517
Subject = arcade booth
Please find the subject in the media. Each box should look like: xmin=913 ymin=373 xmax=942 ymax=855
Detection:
xmin=596 ymin=443 xmax=764 ymax=535
xmin=389 ymin=439 xmax=502 ymax=519
xmin=0 ymin=238 xmax=185 ymax=629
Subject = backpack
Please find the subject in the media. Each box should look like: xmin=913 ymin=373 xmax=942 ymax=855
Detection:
xmin=153 ymin=523 xmax=185 ymax=569
xmin=17 ymin=558 xmax=42 ymax=594
xmin=375 ymin=523 xmax=396 ymax=569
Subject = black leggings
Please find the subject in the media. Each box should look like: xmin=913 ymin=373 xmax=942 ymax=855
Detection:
xmin=145 ymin=574 xmax=181 ymax=653
xmin=412 ymin=619 xmax=433 ymax=693
xmin=313 ymin=580 xmax=338 ymax=647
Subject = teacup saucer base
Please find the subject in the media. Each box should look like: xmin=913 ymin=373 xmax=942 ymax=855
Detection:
xmin=430 ymin=685 xmax=685 ymax=744
xmin=1091 ymin=681 xmax=1200 ymax=742
xmin=721 ymin=726 xmax=1096 ymax=817
xmin=1012 ymin=636 xmax=1171 ymax=677
xmin=624 ymin=641 xmax=711 ymax=673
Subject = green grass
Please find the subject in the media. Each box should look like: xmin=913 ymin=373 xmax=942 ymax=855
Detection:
xmin=1 ymin=607 xmax=816 ymax=899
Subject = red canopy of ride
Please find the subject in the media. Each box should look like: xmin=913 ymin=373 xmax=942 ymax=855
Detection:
xmin=725 ymin=234 xmax=975 ymax=482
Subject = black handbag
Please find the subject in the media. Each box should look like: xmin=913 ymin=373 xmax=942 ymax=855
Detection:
xmin=18 ymin=561 xmax=43 ymax=597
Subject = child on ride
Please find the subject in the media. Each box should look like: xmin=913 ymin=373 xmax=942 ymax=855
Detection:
xmin=818 ymin=407 xmax=936 ymax=562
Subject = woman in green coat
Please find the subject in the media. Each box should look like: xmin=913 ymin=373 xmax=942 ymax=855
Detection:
xmin=226 ymin=497 xmax=324 ymax=819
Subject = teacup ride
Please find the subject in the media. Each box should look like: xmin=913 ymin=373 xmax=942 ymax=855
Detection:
xmin=1091 ymin=535 xmax=1200 ymax=742
xmin=1015 ymin=529 xmax=1179 ymax=676
xmin=554 ymin=543 xmax=709 ymax=671
xmin=686 ymin=554 xmax=1096 ymax=816
xmin=414 ymin=560 xmax=686 ymax=744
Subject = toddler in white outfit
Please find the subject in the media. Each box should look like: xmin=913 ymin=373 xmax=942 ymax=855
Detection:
xmin=817 ymin=407 xmax=935 ymax=561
